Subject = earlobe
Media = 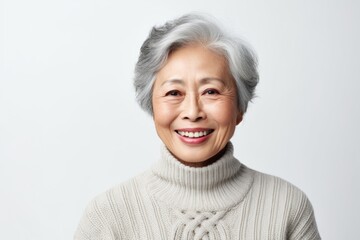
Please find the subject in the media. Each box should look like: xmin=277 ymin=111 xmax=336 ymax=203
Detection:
xmin=236 ymin=111 xmax=243 ymax=125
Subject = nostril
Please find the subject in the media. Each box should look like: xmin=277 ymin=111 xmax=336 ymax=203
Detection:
xmin=195 ymin=116 xmax=203 ymax=121
xmin=182 ymin=115 xmax=204 ymax=122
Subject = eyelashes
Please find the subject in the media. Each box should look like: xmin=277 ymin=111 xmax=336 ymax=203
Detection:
xmin=165 ymin=90 xmax=182 ymax=97
xmin=165 ymin=88 xmax=219 ymax=97
xmin=203 ymin=89 xmax=219 ymax=95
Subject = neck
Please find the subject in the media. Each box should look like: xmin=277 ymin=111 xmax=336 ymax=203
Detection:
xmin=147 ymin=142 xmax=254 ymax=210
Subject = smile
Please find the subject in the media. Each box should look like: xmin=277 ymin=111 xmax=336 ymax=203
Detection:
xmin=175 ymin=129 xmax=214 ymax=138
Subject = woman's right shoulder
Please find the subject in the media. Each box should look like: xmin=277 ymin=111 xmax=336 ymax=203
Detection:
xmin=74 ymin=173 xmax=147 ymax=240
xmin=93 ymin=175 xmax=143 ymax=207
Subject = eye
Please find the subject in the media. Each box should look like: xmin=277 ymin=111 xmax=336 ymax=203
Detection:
xmin=203 ymin=89 xmax=219 ymax=95
xmin=165 ymin=90 xmax=182 ymax=97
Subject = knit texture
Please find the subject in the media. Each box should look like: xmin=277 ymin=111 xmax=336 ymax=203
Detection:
xmin=74 ymin=143 xmax=321 ymax=239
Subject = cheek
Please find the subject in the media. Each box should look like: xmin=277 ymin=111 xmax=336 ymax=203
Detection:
xmin=206 ymin=101 xmax=238 ymax=125
xmin=153 ymin=103 xmax=176 ymax=128
xmin=153 ymin=110 xmax=166 ymax=128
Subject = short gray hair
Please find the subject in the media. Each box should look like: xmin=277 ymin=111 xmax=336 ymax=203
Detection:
xmin=134 ymin=13 xmax=259 ymax=115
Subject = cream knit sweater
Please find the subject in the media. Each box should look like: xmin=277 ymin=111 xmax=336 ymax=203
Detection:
xmin=74 ymin=143 xmax=321 ymax=239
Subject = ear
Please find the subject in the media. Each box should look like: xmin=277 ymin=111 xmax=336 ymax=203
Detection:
xmin=236 ymin=111 xmax=243 ymax=125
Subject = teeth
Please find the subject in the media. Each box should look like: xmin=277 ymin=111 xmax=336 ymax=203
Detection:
xmin=177 ymin=130 xmax=212 ymax=138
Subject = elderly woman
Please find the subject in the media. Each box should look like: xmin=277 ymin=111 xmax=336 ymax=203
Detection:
xmin=75 ymin=14 xmax=320 ymax=240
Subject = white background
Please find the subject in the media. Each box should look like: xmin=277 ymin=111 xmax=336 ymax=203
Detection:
xmin=1 ymin=0 xmax=359 ymax=239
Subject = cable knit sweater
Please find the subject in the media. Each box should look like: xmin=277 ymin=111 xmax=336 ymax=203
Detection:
xmin=74 ymin=143 xmax=321 ymax=239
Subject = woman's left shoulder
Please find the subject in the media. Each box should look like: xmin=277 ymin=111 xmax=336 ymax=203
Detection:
xmin=247 ymin=167 xmax=311 ymax=201
xmin=244 ymin=167 xmax=321 ymax=239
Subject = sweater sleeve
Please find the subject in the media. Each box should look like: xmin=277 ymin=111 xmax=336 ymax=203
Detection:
xmin=288 ymin=190 xmax=321 ymax=240
xmin=74 ymin=194 xmax=118 ymax=240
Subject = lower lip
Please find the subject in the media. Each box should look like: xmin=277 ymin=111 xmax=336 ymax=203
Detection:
xmin=177 ymin=133 xmax=211 ymax=144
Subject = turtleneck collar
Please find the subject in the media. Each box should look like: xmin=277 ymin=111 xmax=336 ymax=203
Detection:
xmin=147 ymin=142 xmax=254 ymax=211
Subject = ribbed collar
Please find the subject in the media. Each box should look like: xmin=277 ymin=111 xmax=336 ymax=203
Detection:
xmin=147 ymin=142 xmax=254 ymax=211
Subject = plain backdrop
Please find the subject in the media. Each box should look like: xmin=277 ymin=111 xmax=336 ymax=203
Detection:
xmin=1 ymin=0 xmax=359 ymax=239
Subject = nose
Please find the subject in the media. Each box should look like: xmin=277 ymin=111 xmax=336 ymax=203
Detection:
xmin=181 ymin=93 xmax=205 ymax=122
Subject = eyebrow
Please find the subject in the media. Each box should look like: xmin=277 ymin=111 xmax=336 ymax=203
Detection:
xmin=200 ymin=78 xmax=226 ymax=85
xmin=161 ymin=79 xmax=185 ymax=86
xmin=161 ymin=78 xmax=226 ymax=86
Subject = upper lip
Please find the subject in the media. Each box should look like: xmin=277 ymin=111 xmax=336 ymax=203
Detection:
xmin=175 ymin=128 xmax=213 ymax=132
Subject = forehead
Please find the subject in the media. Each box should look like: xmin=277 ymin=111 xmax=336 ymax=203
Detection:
xmin=156 ymin=44 xmax=233 ymax=84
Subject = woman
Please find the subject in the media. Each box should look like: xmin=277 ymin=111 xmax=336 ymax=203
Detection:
xmin=75 ymin=14 xmax=321 ymax=240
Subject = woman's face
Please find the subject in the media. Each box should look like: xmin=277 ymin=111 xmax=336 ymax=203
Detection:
xmin=152 ymin=44 xmax=242 ymax=165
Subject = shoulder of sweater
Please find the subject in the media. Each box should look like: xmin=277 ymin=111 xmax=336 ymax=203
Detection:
xmin=243 ymin=167 xmax=314 ymax=218
xmin=247 ymin=166 xmax=309 ymax=200
xmin=74 ymin=172 xmax=149 ymax=239
xmin=88 ymin=171 xmax=149 ymax=211
xmin=238 ymin=166 xmax=320 ymax=239
xmin=246 ymin=166 xmax=318 ymax=231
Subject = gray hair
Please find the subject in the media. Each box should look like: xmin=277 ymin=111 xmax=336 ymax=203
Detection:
xmin=134 ymin=13 xmax=259 ymax=115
